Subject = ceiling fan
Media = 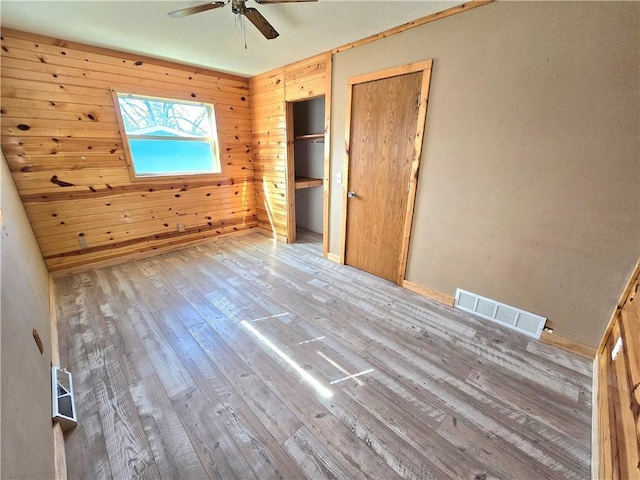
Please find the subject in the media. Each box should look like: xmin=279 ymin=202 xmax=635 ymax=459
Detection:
xmin=168 ymin=0 xmax=316 ymax=40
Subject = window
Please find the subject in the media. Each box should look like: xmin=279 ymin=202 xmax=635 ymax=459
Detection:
xmin=115 ymin=92 xmax=221 ymax=178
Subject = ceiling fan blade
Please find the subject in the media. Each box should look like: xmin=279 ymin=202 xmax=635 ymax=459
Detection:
xmin=168 ymin=2 xmax=226 ymax=18
xmin=254 ymin=0 xmax=316 ymax=3
xmin=244 ymin=7 xmax=279 ymax=39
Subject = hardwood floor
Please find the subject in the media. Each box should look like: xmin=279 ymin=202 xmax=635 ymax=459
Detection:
xmin=56 ymin=230 xmax=592 ymax=480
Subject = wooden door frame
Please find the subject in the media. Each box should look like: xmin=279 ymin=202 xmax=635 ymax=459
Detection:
xmin=285 ymin=101 xmax=297 ymax=243
xmin=339 ymin=60 xmax=433 ymax=285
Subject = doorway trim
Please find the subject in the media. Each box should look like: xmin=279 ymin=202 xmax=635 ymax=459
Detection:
xmin=339 ymin=59 xmax=433 ymax=285
xmin=285 ymin=94 xmax=330 ymax=245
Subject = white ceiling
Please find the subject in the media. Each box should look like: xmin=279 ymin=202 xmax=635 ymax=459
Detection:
xmin=0 ymin=0 xmax=461 ymax=77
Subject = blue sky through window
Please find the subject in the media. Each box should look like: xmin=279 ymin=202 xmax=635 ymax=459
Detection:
xmin=116 ymin=93 xmax=220 ymax=176
xmin=129 ymin=139 xmax=215 ymax=175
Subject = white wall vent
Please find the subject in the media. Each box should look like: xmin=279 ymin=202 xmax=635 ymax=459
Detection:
xmin=454 ymin=289 xmax=545 ymax=339
xmin=52 ymin=366 xmax=77 ymax=431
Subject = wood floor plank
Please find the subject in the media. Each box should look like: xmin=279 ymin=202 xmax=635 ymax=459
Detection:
xmin=56 ymin=284 xmax=111 ymax=479
xmin=242 ymin=232 xmax=591 ymax=398
xmin=467 ymin=367 xmax=590 ymax=443
xmin=93 ymin=275 xmax=156 ymax=385
xmin=138 ymin=463 xmax=162 ymax=480
xmin=307 ymin=274 xmax=584 ymax=401
xmin=129 ymin=373 xmax=209 ymax=480
xmin=126 ymin=305 xmax=195 ymax=399
xmin=55 ymin=230 xmax=592 ymax=480
xmin=160 ymin=252 xmax=259 ymax=326
xmin=171 ymin=387 xmax=258 ymax=480
xmin=75 ymin=284 xmax=156 ymax=479
xmin=150 ymin=308 xmax=234 ymax=406
xmin=190 ymin=320 xmax=404 ymax=480
xmin=88 ymin=343 xmax=154 ymax=478
xmin=436 ymin=414 xmax=549 ymax=480
xmin=319 ymin=389 xmax=450 ymax=480
xmin=61 ymin=279 xmax=113 ymax=480
xmin=212 ymin=391 xmax=307 ymax=479
xmin=187 ymin=322 xmax=305 ymax=445
xmin=339 ymin=379 xmax=491 ymax=479
xmin=114 ymin=261 xmax=168 ymax=313
xmin=525 ymin=339 xmax=593 ymax=377
xmin=283 ymin=426 xmax=352 ymax=480
xmin=361 ymin=345 xmax=588 ymax=480
xmin=318 ymin=260 xmax=589 ymax=397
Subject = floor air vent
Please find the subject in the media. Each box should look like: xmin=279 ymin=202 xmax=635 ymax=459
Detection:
xmin=454 ymin=289 xmax=545 ymax=339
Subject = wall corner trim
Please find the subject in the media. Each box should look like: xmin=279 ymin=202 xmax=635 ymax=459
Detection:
xmin=52 ymin=423 xmax=67 ymax=480
xmin=597 ymin=258 xmax=640 ymax=354
xmin=331 ymin=0 xmax=494 ymax=55
xmin=49 ymin=276 xmax=68 ymax=480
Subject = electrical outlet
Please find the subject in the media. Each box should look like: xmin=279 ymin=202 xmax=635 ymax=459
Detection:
xmin=78 ymin=238 xmax=88 ymax=248
xmin=612 ymin=336 xmax=623 ymax=360
xmin=177 ymin=223 xmax=185 ymax=233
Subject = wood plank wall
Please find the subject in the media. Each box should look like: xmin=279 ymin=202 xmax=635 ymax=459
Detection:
xmin=0 ymin=29 xmax=257 ymax=272
xmin=249 ymin=53 xmax=328 ymax=241
xmin=596 ymin=260 xmax=640 ymax=479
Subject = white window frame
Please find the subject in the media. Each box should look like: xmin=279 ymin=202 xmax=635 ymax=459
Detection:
xmin=112 ymin=89 xmax=222 ymax=180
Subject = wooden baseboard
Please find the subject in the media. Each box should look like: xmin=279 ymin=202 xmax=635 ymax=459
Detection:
xmin=401 ymin=280 xmax=596 ymax=359
xmin=402 ymin=280 xmax=455 ymax=306
xmin=327 ymin=252 xmax=341 ymax=264
xmin=539 ymin=330 xmax=596 ymax=360
xmin=51 ymin=227 xmax=259 ymax=278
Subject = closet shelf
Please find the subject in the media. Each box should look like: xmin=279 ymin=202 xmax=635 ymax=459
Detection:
xmin=295 ymin=177 xmax=323 ymax=189
xmin=294 ymin=133 xmax=325 ymax=142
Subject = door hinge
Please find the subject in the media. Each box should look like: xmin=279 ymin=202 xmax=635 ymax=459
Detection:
xmin=417 ymin=94 xmax=421 ymax=107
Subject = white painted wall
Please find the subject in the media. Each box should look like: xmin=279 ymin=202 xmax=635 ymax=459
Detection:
xmin=1 ymin=152 xmax=55 ymax=479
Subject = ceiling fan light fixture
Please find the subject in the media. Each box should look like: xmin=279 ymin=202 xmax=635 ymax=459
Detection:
xmin=168 ymin=0 xmax=313 ymax=39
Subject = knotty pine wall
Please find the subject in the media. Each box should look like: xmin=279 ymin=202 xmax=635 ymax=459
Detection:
xmin=596 ymin=261 xmax=640 ymax=479
xmin=250 ymin=53 xmax=328 ymax=241
xmin=250 ymin=69 xmax=287 ymax=238
xmin=0 ymin=29 xmax=257 ymax=272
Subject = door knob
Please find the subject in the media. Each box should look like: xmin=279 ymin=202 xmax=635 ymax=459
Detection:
xmin=347 ymin=191 xmax=356 ymax=198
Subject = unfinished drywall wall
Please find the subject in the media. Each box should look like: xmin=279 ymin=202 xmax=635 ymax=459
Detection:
xmin=329 ymin=1 xmax=640 ymax=348
xmin=1 ymin=151 xmax=55 ymax=479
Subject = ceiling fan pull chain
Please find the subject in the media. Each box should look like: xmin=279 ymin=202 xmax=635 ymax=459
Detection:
xmin=244 ymin=15 xmax=248 ymax=49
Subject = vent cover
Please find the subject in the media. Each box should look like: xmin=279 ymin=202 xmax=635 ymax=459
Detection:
xmin=454 ymin=289 xmax=545 ymax=339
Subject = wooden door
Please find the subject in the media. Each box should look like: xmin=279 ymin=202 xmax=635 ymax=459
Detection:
xmin=343 ymin=62 xmax=431 ymax=284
